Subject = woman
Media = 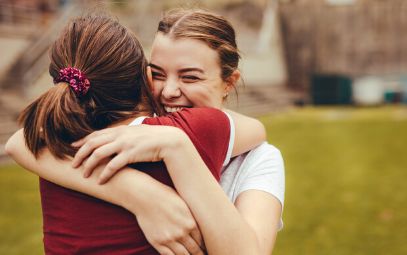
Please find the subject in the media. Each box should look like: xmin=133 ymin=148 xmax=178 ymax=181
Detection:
xmin=7 ymin=13 xmax=265 ymax=255
xmin=72 ymin=8 xmax=284 ymax=255
xmin=7 ymin=8 xmax=284 ymax=255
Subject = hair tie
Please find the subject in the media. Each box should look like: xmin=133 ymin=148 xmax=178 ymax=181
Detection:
xmin=54 ymin=68 xmax=90 ymax=97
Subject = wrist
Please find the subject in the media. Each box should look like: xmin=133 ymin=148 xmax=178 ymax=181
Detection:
xmin=111 ymin=169 xmax=153 ymax=216
xmin=160 ymin=128 xmax=192 ymax=160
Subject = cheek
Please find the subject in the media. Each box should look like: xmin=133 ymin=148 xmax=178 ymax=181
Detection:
xmin=152 ymin=81 xmax=163 ymax=98
xmin=196 ymin=90 xmax=222 ymax=107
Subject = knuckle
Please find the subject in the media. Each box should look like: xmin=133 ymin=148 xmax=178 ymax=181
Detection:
xmin=173 ymin=230 xmax=186 ymax=241
xmin=159 ymin=231 xmax=180 ymax=244
xmin=189 ymin=245 xmax=200 ymax=254
xmin=92 ymin=150 xmax=103 ymax=159
xmin=104 ymin=163 xmax=114 ymax=172
xmin=87 ymin=138 xmax=96 ymax=147
xmin=156 ymin=236 xmax=171 ymax=245
xmin=185 ymin=220 xmax=197 ymax=231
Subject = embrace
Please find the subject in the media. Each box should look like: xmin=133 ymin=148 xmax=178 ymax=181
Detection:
xmin=6 ymin=7 xmax=285 ymax=255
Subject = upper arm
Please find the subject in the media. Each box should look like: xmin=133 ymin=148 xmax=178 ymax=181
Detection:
xmin=223 ymin=109 xmax=266 ymax=157
xmin=6 ymin=129 xmax=36 ymax=171
xmin=5 ymin=129 xmax=151 ymax=210
xmin=228 ymin=144 xmax=285 ymax=254
xmin=235 ymin=190 xmax=282 ymax=255
xmin=6 ymin=129 xmax=104 ymax=193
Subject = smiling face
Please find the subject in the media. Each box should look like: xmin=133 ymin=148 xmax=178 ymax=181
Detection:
xmin=150 ymin=33 xmax=235 ymax=114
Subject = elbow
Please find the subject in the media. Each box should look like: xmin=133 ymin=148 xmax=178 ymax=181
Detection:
xmin=5 ymin=129 xmax=23 ymax=158
xmin=260 ymin=122 xmax=267 ymax=141
xmin=5 ymin=136 xmax=16 ymax=157
xmin=254 ymin=119 xmax=267 ymax=142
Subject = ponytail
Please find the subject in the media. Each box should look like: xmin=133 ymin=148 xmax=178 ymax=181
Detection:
xmin=19 ymin=15 xmax=156 ymax=159
xmin=18 ymin=83 xmax=93 ymax=159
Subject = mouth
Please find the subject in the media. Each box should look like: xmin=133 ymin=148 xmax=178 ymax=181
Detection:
xmin=163 ymin=105 xmax=191 ymax=113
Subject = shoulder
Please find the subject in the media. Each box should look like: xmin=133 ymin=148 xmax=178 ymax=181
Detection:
xmin=144 ymin=108 xmax=229 ymax=128
xmin=144 ymin=108 xmax=233 ymax=175
xmin=246 ymin=142 xmax=284 ymax=166
xmin=222 ymin=142 xmax=285 ymax=204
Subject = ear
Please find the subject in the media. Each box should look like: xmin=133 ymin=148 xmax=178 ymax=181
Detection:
xmin=147 ymin=66 xmax=154 ymax=91
xmin=223 ymin=70 xmax=240 ymax=97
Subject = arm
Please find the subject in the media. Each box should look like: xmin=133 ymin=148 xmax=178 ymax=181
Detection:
xmin=234 ymin=190 xmax=281 ymax=254
xmin=7 ymin=127 xmax=281 ymax=255
xmin=71 ymin=109 xmax=266 ymax=182
xmin=5 ymin=129 xmax=205 ymax=255
xmin=223 ymin=109 xmax=267 ymax=157
xmin=145 ymin=127 xmax=282 ymax=254
xmin=92 ymin=125 xmax=276 ymax=255
xmin=72 ymin=123 xmax=276 ymax=255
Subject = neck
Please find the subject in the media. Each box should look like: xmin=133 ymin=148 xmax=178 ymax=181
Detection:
xmin=110 ymin=110 xmax=154 ymax=128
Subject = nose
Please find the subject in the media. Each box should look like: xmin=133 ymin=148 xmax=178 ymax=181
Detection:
xmin=161 ymin=78 xmax=181 ymax=100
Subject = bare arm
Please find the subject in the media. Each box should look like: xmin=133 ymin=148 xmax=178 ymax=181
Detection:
xmin=72 ymin=110 xmax=266 ymax=183
xmin=5 ymin=129 xmax=205 ymax=255
xmin=6 ymin=127 xmax=280 ymax=255
xmin=223 ymin=109 xmax=267 ymax=157
xmin=92 ymin=125 xmax=278 ymax=255
xmin=74 ymin=125 xmax=277 ymax=255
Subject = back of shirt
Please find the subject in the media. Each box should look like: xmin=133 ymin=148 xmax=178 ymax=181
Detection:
xmin=40 ymin=108 xmax=232 ymax=254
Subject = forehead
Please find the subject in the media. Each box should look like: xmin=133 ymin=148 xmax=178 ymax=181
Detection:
xmin=151 ymin=33 xmax=220 ymax=69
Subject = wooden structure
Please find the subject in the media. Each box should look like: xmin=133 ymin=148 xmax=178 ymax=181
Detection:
xmin=279 ymin=0 xmax=407 ymax=90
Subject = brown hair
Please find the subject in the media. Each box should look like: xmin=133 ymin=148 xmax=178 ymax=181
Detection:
xmin=157 ymin=7 xmax=241 ymax=84
xmin=19 ymin=15 xmax=160 ymax=159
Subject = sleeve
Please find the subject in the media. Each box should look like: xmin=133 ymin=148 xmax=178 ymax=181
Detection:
xmin=141 ymin=108 xmax=233 ymax=181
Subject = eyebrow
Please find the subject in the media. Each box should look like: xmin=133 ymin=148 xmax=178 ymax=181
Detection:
xmin=149 ymin=63 xmax=163 ymax=72
xmin=149 ymin=64 xmax=204 ymax=74
xmin=179 ymin=68 xmax=204 ymax=74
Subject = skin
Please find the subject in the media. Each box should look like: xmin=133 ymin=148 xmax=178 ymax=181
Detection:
xmin=6 ymin=33 xmax=281 ymax=255
xmin=72 ymin=34 xmax=282 ymax=255
xmin=149 ymin=33 xmax=238 ymax=111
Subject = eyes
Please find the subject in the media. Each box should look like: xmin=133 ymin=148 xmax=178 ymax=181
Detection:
xmin=151 ymin=71 xmax=201 ymax=83
xmin=183 ymin=76 xmax=200 ymax=81
xmin=152 ymin=71 xmax=165 ymax=81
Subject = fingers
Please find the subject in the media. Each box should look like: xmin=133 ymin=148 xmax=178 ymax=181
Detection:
xmin=72 ymin=133 xmax=116 ymax=168
xmin=178 ymin=235 xmax=205 ymax=255
xmin=153 ymin=245 xmax=175 ymax=255
xmin=165 ymin=240 xmax=193 ymax=255
xmin=82 ymin=143 xmax=121 ymax=178
xmin=190 ymin=228 xmax=206 ymax=253
xmin=97 ymin=153 xmax=131 ymax=184
xmin=71 ymin=128 xmax=109 ymax=147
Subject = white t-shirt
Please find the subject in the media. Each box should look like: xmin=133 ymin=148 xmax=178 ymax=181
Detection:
xmin=220 ymin=142 xmax=285 ymax=231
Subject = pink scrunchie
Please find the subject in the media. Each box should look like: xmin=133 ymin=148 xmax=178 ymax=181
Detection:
xmin=54 ymin=68 xmax=90 ymax=97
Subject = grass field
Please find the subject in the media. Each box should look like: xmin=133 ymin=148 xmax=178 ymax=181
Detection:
xmin=1 ymin=106 xmax=407 ymax=254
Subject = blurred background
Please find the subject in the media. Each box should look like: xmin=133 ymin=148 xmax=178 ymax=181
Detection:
xmin=0 ymin=0 xmax=406 ymax=254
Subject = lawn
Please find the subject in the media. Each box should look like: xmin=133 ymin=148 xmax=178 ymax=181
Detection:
xmin=1 ymin=106 xmax=406 ymax=254
xmin=257 ymin=106 xmax=407 ymax=255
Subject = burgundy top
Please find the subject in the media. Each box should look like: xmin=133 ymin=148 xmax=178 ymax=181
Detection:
xmin=40 ymin=108 xmax=231 ymax=254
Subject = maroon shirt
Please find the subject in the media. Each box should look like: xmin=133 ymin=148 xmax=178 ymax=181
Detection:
xmin=40 ymin=108 xmax=231 ymax=254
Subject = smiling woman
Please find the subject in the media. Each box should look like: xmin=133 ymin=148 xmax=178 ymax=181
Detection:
xmin=150 ymin=34 xmax=238 ymax=112
xmin=6 ymin=7 xmax=284 ymax=255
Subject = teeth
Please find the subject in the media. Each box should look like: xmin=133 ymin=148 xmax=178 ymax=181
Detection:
xmin=165 ymin=106 xmax=184 ymax=113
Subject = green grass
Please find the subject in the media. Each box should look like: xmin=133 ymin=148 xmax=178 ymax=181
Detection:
xmin=0 ymin=164 xmax=43 ymax=255
xmin=257 ymin=106 xmax=407 ymax=255
xmin=1 ymin=106 xmax=407 ymax=254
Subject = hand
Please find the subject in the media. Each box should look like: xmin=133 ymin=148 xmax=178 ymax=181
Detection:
xmin=134 ymin=182 xmax=206 ymax=255
xmin=71 ymin=125 xmax=186 ymax=184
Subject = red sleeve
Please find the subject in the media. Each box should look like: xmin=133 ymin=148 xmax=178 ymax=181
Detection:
xmin=142 ymin=108 xmax=231 ymax=181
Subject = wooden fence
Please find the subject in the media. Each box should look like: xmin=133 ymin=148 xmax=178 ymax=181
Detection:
xmin=279 ymin=0 xmax=407 ymax=90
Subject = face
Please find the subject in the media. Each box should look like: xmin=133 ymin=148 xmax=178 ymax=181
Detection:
xmin=150 ymin=33 xmax=234 ymax=114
